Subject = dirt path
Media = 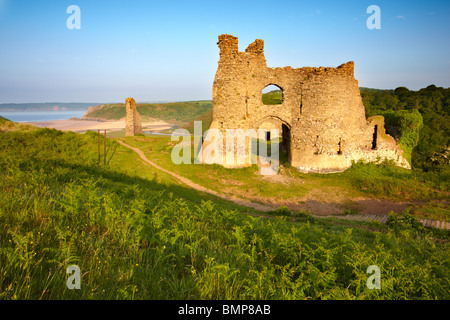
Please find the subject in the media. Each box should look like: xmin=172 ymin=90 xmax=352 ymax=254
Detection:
xmin=117 ymin=140 xmax=273 ymax=212
xmin=117 ymin=140 xmax=449 ymax=230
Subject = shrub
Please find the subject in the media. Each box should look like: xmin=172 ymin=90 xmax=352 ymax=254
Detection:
xmin=386 ymin=211 xmax=424 ymax=231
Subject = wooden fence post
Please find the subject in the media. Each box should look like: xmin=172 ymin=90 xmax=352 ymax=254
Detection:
xmin=98 ymin=129 xmax=101 ymax=165
xmin=104 ymin=130 xmax=107 ymax=165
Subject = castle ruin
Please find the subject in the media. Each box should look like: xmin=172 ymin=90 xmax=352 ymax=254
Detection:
xmin=125 ymin=97 xmax=143 ymax=136
xmin=198 ymin=34 xmax=410 ymax=173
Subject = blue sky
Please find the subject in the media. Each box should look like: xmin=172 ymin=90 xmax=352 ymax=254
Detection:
xmin=0 ymin=0 xmax=449 ymax=103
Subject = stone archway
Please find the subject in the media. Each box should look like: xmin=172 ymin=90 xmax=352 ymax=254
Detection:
xmin=256 ymin=116 xmax=292 ymax=163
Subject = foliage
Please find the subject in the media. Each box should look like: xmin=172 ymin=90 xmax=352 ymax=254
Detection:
xmin=345 ymin=161 xmax=449 ymax=201
xmin=181 ymin=111 xmax=212 ymax=135
xmin=382 ymin=109 xmax=423 ymax=164
xmin=361 ymin=85 xmax=450 ymax=171
xmin=0 ymin=129 xmax=449 ymax=300
xmin=386 ymin=210 xmax=424 ymax=231
xmin=268 ymin=206 xmax=292 ymax=216
xmin=0 ymin=115 xmax=11 ymax=122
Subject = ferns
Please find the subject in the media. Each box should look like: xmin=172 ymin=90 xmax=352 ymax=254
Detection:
xmin=0 ymin=128 xmax=448 ymax=299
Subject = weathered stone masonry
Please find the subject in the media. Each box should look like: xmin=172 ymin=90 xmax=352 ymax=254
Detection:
xmin=125 ymin=97 xmax=143 ymax=136
xmin=199 ymin=34 xmax=410 ymax=173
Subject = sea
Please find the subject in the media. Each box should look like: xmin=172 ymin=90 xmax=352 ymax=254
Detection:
xmin=0 ymin=110 xmax=88 ymax=123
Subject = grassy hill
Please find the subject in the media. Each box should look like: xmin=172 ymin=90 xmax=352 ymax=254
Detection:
xmin=262 ymin=90 xmax=283 ymax=105
xmin=0 ymin=123 xmax=449 ymax=300
xmin=83 ymin=100 xmax=212 ymax=123
xmin=181 ymin=110 xmax=213 ymax=135
xmin=0 ymin=115 xmax=36 ymax=132
xmin=0 ymin=103 xmax=96 ymax=112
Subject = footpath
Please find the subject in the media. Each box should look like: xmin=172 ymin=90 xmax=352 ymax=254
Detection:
xmin=118 ymin=140 xmax=449 ymax=230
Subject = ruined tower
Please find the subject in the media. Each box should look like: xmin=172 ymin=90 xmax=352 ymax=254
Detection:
xmin=198 ymin=34 xmax=409 ymax=173
xmin=125 ymin=97 xmax=143 ymax=136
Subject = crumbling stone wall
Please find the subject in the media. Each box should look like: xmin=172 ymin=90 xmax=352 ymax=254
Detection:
xmin=125 ymin=97 xmax=143 ymax=136
xmin=199 ymin=34 xmax=410 ymax=173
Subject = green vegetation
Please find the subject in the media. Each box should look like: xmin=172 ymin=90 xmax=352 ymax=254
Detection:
xmin=1 ymin=127 xmax=448 ymax=300
xmin=343 ymin=161 xmax=449 ymax=201
xmin=1 ymin=85 xmax=448 ymax=300
xmin=381 ymin=109 xmax=423 ymax=164
xmin=123 ymin=135 xmax=450 ymax=220
xmin=85 ymin=101 xmax=212 ymax=124
xmin=181 ymin=110 xmax=213 ymax=135
xmin=262 ymin=90 xmax=283 ymax=105
xmin=361 ymin=85 xmax=449 ymax=172
xmin=0 ymin=116 xmax=35 ymax=132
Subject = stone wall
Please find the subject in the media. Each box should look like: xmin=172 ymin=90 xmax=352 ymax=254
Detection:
xmin=125 ymin=97 xmax=143 ymax=136
xmin=199 ymin=34 xmax=410 ymax=172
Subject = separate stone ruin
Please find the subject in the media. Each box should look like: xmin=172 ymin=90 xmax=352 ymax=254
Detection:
xmin=125 ymin=97 xmax=143 ymax=136
xmin=198 ymin=34 xmax=410 ymax=173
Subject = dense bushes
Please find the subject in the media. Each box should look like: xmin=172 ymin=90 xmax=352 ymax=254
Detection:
xmin=382 ymin=109 xmax=423 ymax=164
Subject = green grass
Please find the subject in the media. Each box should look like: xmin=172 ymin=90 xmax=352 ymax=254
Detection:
xmin=0 ymin=115 xmax=11 ymax=122
xmin=262 ymin=90 xmax=283 ymax=105
xmin=181 ymin=110 xmax=212 ymax=135
xmin=0 ymin=127 xmax=449 ymax=300
xmin=0 ymin=117 xmax=36 ymax=133
xmin=120 ymin=135 xmax=449 ymax=211
xmin=343 ymin=161 xmax=449 ymax=201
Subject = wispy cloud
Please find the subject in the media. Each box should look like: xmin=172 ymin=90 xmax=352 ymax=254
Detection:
xmin=308 ymin=9 xmax=322 ymax=17
xmin=391 ymin=15 xmax=406 ymax=21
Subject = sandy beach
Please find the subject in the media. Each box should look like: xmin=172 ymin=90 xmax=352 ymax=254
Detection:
xmin=29 ymin=118 xmax=174 ymax=133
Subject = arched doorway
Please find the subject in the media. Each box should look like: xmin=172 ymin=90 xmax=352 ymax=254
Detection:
xmin=257 ymin=116 xmax=291 ymax=164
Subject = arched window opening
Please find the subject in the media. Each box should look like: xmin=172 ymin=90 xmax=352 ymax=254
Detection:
xmin=262 ymin=84 xmax=283 ymax=105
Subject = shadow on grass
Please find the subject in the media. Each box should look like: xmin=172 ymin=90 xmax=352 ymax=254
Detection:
xmin=45 ymin=156 xmax=262 ymax=215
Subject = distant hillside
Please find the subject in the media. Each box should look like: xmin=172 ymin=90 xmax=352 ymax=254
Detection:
xmin=0 ymin=103 xmax=98 ymax=112
xmin=83 ymin=100 xmax=212 ymax=123
xmin=181 ymin=110 xmax=213 ymax=134
xmin=262 ymin=90 xmax=283 ymax=105
xmin=360 ymin=87 xmax=395 ymax=94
